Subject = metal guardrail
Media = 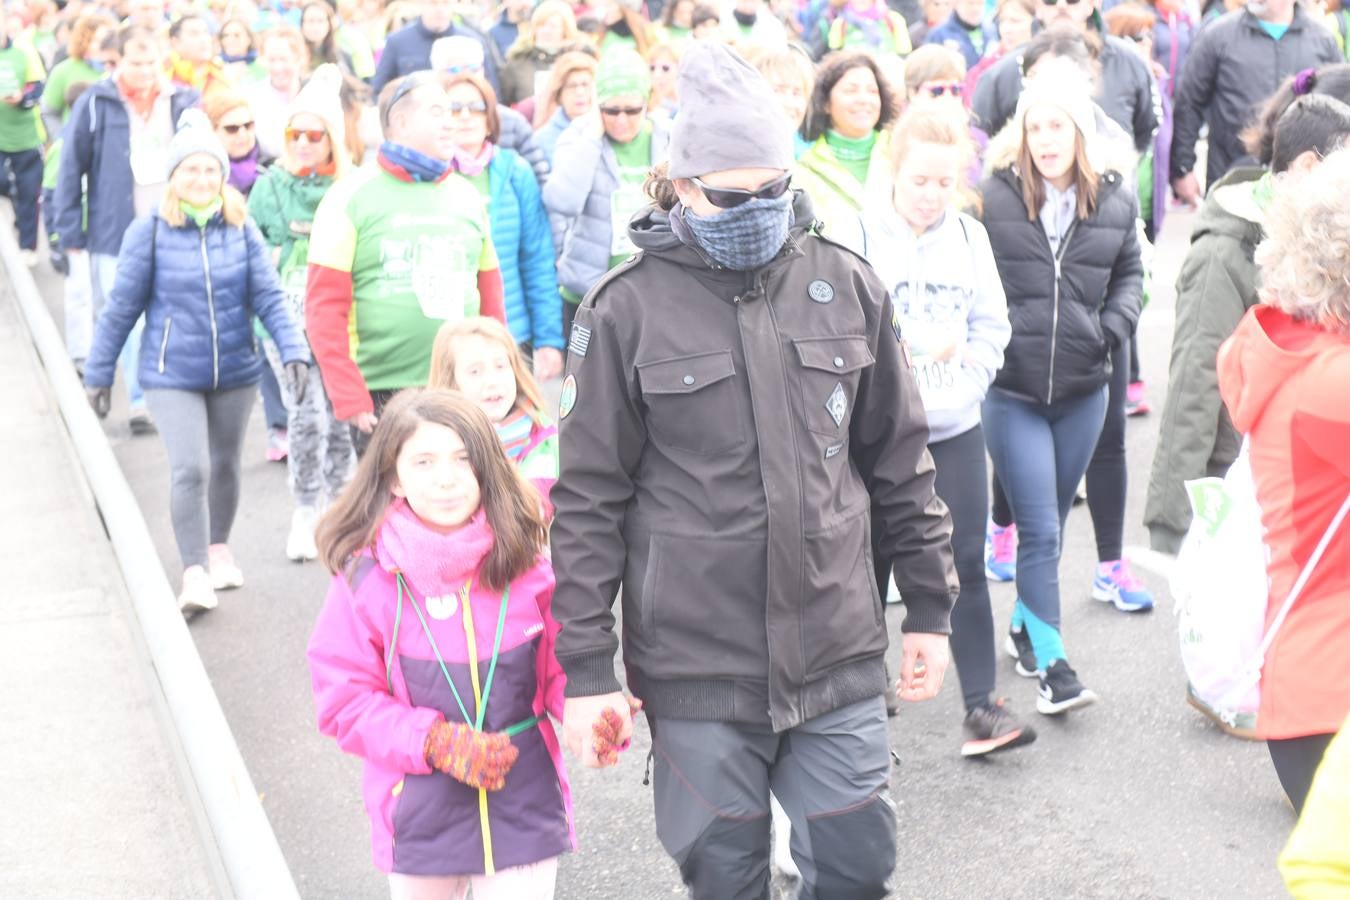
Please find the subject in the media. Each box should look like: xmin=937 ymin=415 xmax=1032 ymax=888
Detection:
xmin=0 ymin=232 xmax=300 ymax=900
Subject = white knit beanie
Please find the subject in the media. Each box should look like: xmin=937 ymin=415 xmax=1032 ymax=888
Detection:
xmin=167 ymin=108 xmax=230 ymax=178
xmin=1013 ymin=76 xmax=1098 ymax=149
xmin=288 ymin=64 xmax=348 ymax=160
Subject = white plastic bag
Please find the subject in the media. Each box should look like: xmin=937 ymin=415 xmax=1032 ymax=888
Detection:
xmin=1171 ymin=446 xmax=1269 ymax=729
xmin=1173 ymin=444 xmax=1350 ymax=733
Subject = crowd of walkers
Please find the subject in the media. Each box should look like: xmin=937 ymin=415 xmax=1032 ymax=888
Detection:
xmin=1 ymin=0 xmax=1347 ymax=894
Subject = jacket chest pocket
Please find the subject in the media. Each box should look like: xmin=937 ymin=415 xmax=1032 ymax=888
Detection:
xmin=637 ymin=350 xmax=746 ymax=456
xmin=793 ymin=336 xmax=875 ymax=437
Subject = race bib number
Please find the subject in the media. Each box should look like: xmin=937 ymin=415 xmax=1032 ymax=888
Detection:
xmin=910 ymin=355 xmax=961 ymax=411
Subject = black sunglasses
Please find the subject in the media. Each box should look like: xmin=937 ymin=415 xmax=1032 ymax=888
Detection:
xmin=1040 ymin=0 xmax=1083 ymax=6
xmin=692 ymin=173 xmax=792 ymax=209
xmin=221 ymin=121 xmax=255 ymax=134
xmin=599 ymin=104 xmax=646 ymax=118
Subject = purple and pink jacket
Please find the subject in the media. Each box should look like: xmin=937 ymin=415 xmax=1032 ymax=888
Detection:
xmin=307 ymin=503 xmax=573 ymax=875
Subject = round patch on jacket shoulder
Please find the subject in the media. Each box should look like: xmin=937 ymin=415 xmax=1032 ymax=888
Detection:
xmin=808 ymin=280 xmax=835 ymax=303
xmin=559 ymin=374 xmax=578 ymax=419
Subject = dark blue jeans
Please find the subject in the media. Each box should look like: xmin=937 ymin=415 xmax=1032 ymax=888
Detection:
xmin=1 ymin=147 xmax=43 ymax=250
xmin=982 ymin=385 xmax=1107 ymax=668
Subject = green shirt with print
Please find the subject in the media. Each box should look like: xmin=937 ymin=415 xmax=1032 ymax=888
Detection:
xmin=0 ymin=42 xmax=45 ymax=151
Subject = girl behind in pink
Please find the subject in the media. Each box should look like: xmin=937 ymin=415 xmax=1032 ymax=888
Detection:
xmin=307 ymin=388 xmax=571 ymax=898
xmin=429 ymin=317 xmax=560 ymax=517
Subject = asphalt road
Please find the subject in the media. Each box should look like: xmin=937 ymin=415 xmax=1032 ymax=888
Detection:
xmin=29 ymin=201 xmax=1294 ymax=900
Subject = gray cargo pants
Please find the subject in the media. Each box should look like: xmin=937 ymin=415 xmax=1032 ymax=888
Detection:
xmin=649 ymin=696 xmax=896 ymax=900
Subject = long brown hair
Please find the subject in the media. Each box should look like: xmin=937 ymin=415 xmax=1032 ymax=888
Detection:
xmin=1015 ymin=119 xmax=1098 ymax=222
xmin=428 ymin=317 xmax=549 ymax=421
xmin=316 ymin=389 xmax=547 ymax=588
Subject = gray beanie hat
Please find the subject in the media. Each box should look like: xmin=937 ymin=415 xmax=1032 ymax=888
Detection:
xmin=667 ymin=43 xmax=794 ymax=180
xmin=167 ymin=108 xmax=230 ymax=179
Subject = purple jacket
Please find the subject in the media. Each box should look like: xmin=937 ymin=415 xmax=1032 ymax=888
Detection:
xmin=308 ymin=546 xmax=572 ymax=875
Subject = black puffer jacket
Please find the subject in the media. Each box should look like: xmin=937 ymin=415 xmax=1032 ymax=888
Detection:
xmin=979 ymin=166 xmax=1143 ymax=405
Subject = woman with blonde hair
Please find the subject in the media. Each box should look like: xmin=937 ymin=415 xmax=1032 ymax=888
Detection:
xmin=83 ymin=110 xmax=307 ymax=612
xmin=534 ymin=50 xmax=599 ymax=160
xmin=1219 ymin=134 xmax=1350 ymax=815
xmin=902 ymin=44 xmax=988 ymax=188
xmin=501 ymin=0 xmax=581 ymax=107
xmin=749 ymin=45 xmax=815 ymax=156
xmin=248 ymin=65 xmax=357 ymax=562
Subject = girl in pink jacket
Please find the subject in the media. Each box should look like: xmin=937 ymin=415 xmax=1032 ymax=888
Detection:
xmin=307 ymin=387 xmax=572 ymax=897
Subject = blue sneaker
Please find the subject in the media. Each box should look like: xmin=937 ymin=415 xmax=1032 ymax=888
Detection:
xmin=985 ymin=522 xmax=1017 ymax=582
xmin=1092 ymin=560 xmax=1155 ymax=612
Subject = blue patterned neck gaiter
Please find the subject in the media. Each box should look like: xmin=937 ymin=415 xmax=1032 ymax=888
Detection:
xmin=681 ymin=193 xmax=794 ymax=271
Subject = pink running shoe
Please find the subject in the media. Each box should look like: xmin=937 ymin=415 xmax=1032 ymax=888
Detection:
xmin=1126 ymin=381 xmax=1150 ymax=417
xmin=985 ymin=522 xmax=1017 ymax=582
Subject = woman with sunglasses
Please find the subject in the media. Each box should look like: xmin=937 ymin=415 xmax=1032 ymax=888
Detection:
xmin=903 ymin=44 xmax=988 ymax=190
xmin=793 ymin=51 xmax=900 ymax=239
xmin=205 ymin=91 xmax=275 ymax=197
xmin=441 ymin=71 xmax=565 ymax=379
xmin=542 ymin=48 xmax=670 ymax=335
xmin=645 ymin=41 xmax=681 ymax=121
xmin=978 ymin=79 xmax=1142 ymax=715
xmin=549 ymin=44 xmax=955 ymax=897
xmin=247 ymin=65 xmax=357 ymax=563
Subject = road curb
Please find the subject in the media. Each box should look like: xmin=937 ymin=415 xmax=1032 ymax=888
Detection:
xmin=0 ymin=234 xmax=299 ymax=900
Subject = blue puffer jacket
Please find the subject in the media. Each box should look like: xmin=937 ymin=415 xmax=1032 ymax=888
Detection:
xmin=53 ymin=80 xmax=199 ymax=256
xmin=488 ymin=148 xmax=563 ymax=350
xmin=84 ymin=211 xmax=307 ymax=393
xmin=541 ymin=117 xmax=671 ymax=298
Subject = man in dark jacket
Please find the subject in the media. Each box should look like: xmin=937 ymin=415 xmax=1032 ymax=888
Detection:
xmin=972 ymin=1 xmax=1159 ymax=154
xmin=370 ymin=0 xmax=501 ymax=95
xmin=550 ymin=43 xmax=956 ymax=900
xmin=1169 ymin=0 xmax=1338 ymax=205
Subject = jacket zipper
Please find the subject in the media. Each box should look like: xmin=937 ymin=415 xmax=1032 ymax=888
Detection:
xmin=1045 ymin=220 xmax=1077 ymax=405
xmin=158 ymin=317 xmax=172 ymax=374
xmin=199 ymin=228 xmax=220 ymax=389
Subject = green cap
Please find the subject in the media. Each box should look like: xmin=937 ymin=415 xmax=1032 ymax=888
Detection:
xmin=595 ymin=48 xmax=651 ymax=103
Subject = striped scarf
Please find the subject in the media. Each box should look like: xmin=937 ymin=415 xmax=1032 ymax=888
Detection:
xmin=494 ymin=409 xmax=534 ymax=463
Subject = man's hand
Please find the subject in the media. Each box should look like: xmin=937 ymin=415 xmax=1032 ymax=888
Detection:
xmin=534 ymin=347 xmax=563 ymax=381
xmin=86 ymin=385 xmax=111 ymax=418
xmin=347 ymin=410 xmax=378 ymax=433
xmin=895 ymin=632 xmax=950 ymax=703
xmin=562 ymin=692 xmax=637 ymax=768
xmin=1171 ymin=173 xmax=1202 ymax=209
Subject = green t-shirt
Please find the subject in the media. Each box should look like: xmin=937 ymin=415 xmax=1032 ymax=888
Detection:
xmin=825 ymin=129 xmax=876 ymax=186
xmin=465 ymin=167 xmax=491 ymax=201
xmin=608 ymin=123 xmax=653 ymax=266
xmin=43 ymin=57 xmax=102 ymax=123
xmin=307 ymin=167 xmax=499 ymax=391
xmin=0 ymin=43 xmax=45 ymax=151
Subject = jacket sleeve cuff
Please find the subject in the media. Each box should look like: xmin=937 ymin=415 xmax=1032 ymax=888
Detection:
xmin=1101 ymin=310 xmax=1131 ymax=350
xmin=898 ymin=590 xmax=957 ymax=635
xmin=559 ymin=650 xmax=623 ymax=698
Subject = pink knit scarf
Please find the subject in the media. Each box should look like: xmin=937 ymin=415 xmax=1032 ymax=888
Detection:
xmin=374 ymin=499 xmax=495 ymax=599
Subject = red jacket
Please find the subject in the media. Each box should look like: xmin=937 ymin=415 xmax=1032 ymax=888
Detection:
xmin=1218 ymin=305 xmax=1350 ymax=739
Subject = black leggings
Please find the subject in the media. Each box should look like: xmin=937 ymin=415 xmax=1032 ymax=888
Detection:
xmin=877 ymin=426 xmax=995 ymax=712
xmin=1268 ymin=733 xmax=1335 ymax=815
xmin=990 ymin=339 xmax=1130 ymax=562
xmin=933 ymin=425 xmax=998 ymax=712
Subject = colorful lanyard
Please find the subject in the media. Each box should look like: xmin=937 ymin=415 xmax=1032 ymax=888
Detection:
xmin=388 ymin=573 xmax=538 ymax=875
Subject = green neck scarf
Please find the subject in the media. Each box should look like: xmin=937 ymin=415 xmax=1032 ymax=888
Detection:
xmin=826 ymin=128 xmax=877 ymax=161
xmin=180 ymin=197 xmax=223 ymax=229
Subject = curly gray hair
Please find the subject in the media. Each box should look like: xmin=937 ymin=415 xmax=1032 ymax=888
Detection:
xmin=1255 ymin=146 xmax=1350 ymax=335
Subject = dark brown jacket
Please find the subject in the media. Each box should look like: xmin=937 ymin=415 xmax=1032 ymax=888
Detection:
xmin=550 ymin=192 xmax=957 ymax=732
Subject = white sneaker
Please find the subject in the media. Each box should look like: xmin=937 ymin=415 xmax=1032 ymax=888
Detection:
xmin=208 ymin=544 xmax=244 ymax=590
xmin=179 ymin=565 xmax=218 ymax=613
xmin=286 ymin=506 xmax=320 ymax=562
